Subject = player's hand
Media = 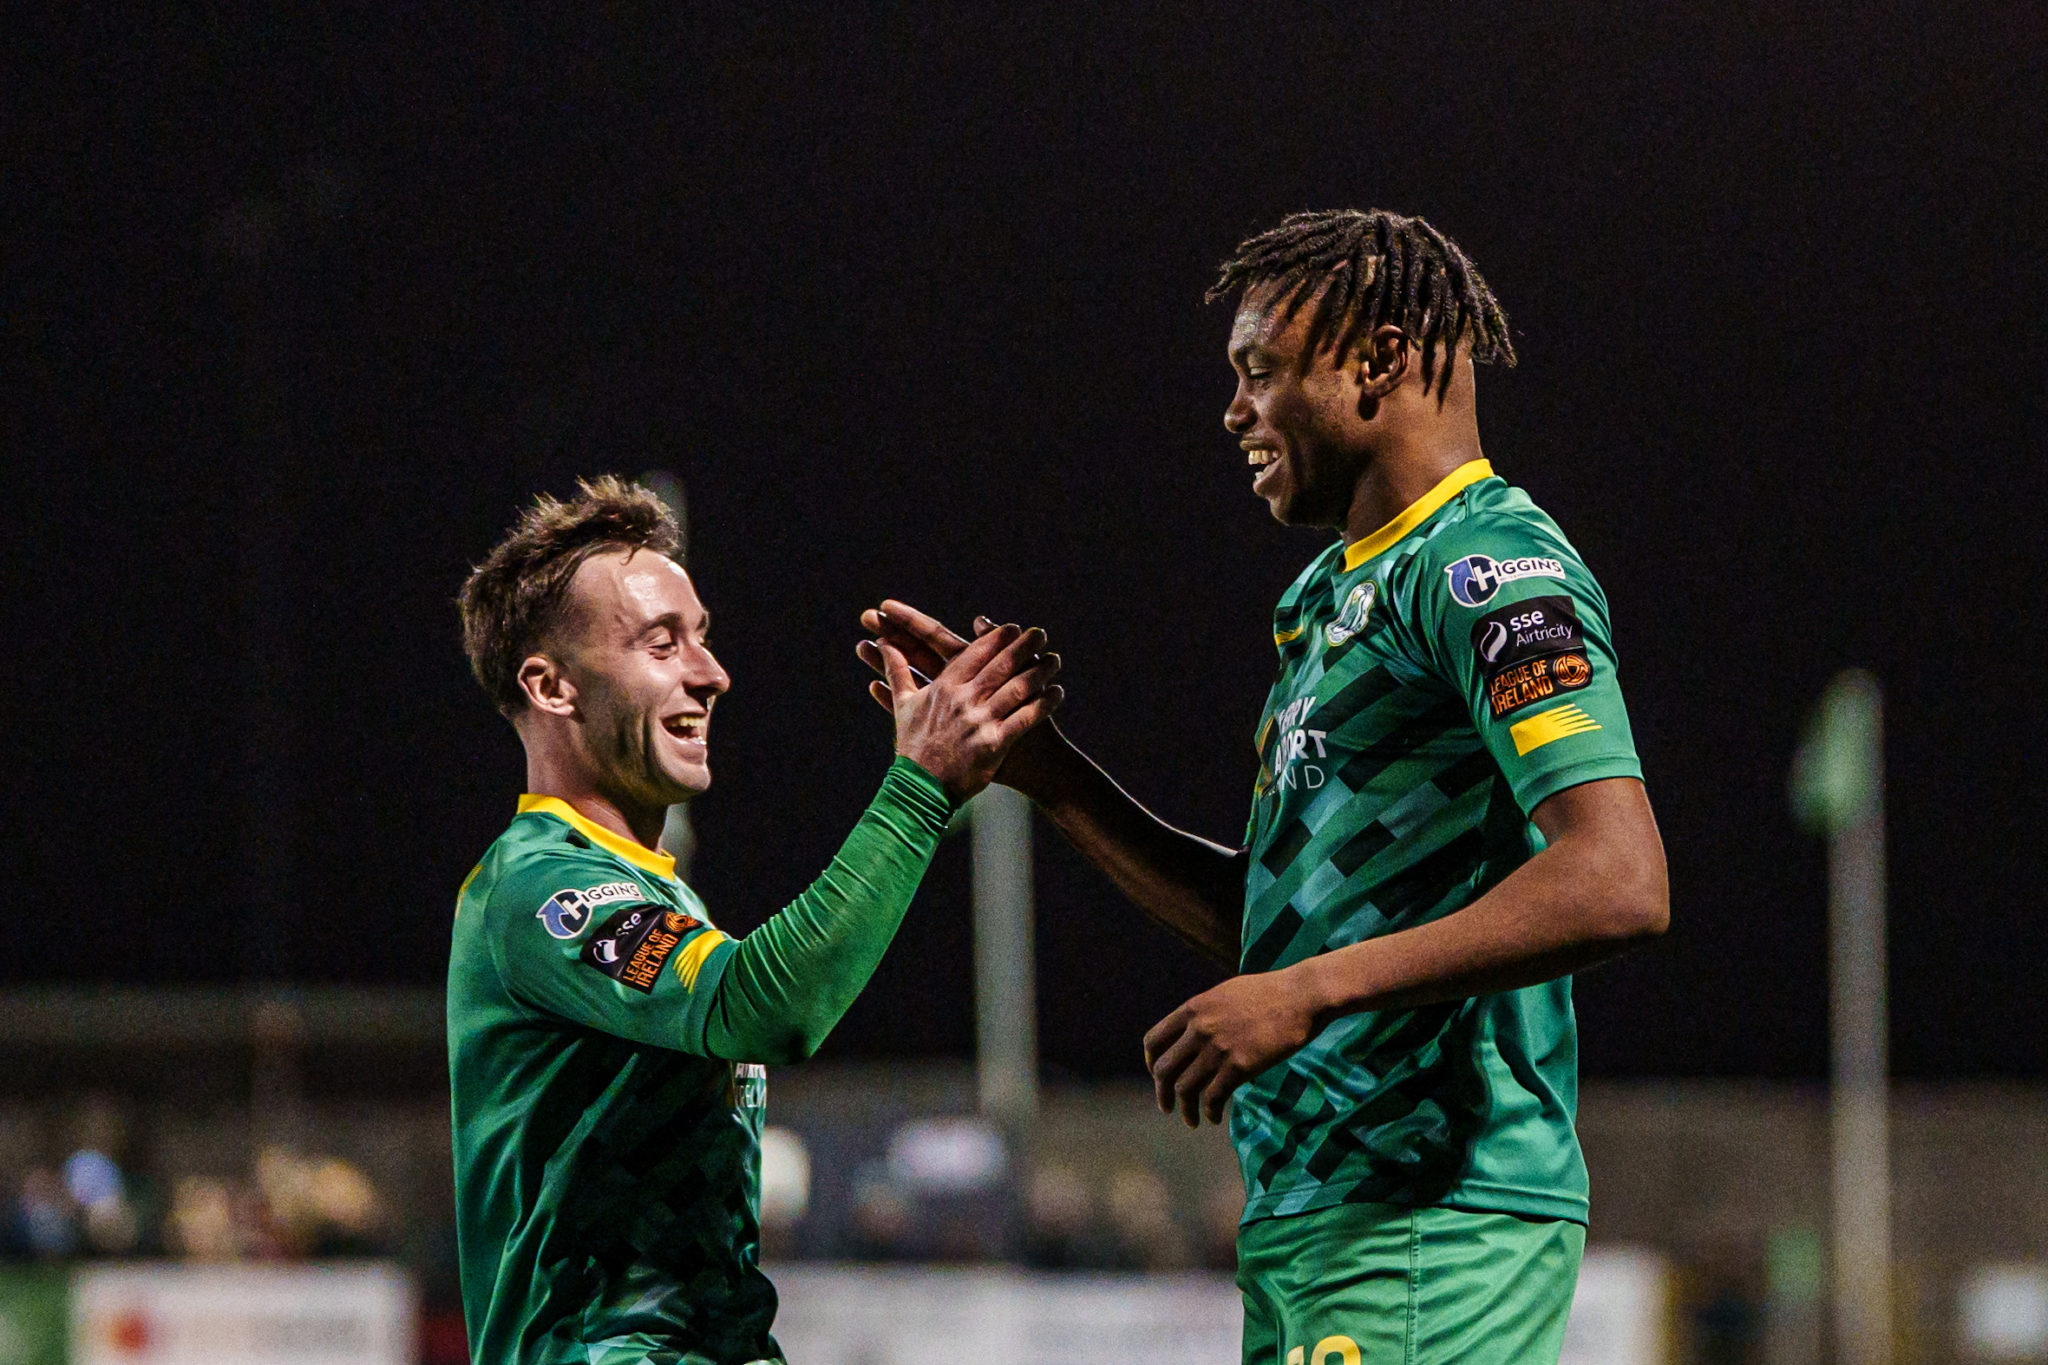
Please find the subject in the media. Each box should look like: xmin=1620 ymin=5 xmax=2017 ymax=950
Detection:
xmin=857 ymin=600 xmax=1066 ymax=799
xmin=877 ymin=621 xmax=1064 ymax=804
xmin=1142 ymin=971 xmax=1318 ymax=1127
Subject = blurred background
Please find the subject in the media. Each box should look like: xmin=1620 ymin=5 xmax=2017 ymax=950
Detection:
xmin=5 ymin=4 xmax=2045 ymax=1362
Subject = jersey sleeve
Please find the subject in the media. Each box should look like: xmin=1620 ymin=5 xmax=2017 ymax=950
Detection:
xmin=483 ymin=854 xmax=736 ymax=1054
xmin=1408 ymin=516 xmax=1644 ymax=814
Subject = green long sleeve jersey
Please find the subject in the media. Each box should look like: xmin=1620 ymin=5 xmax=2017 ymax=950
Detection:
xmin=447 ymin=758 xmax=952 ymax=1365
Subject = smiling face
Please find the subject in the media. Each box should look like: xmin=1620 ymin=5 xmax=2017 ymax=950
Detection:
xmin=1224 ymin=279 xmax=1377 ymax=529
xmin=547 ymin=549 xmax=730 ymax=806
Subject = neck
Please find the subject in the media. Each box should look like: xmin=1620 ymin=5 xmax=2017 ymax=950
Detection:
xmin=1341 ymin=420 xmax=1484 ymax=546
xmin=523 ymin=750 xmax=670 ymax=851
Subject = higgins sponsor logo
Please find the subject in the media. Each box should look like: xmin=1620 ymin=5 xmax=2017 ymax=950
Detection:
xmin=1445 ymin=553 xmax=1566 ymax=608
xmin=535 ymin=881 xmax=642 ymax=939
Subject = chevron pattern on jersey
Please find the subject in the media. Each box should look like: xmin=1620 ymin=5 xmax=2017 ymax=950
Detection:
xmin=564 ymin=1051 xmax=780 ymax=1361
xmin=1239 ymin=546 xmax=1529 ymax=1200
xmin=1231 ymin=470 xmax=1640 ymax=1229
xmin=1234 ymin=493 xmax=1585 ymax=1221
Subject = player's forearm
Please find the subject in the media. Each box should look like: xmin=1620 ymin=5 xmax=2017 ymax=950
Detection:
xmin=703 ymin=757 xmax=953 ymax=1064
xmin=1290 ymin=825 xmax=1668 ymax=1023
xmin=1018 ymin=733 xmax=1245 ymax=967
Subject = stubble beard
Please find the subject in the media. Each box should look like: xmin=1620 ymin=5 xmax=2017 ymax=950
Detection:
xmin=594 ymin=707 xmax=695 ymax=813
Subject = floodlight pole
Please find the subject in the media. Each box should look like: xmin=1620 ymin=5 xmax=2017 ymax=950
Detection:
xmin=970 ymin=784 xmax=1038 ymax=1132
xmin=224 ymin=193 xmax=307 ymax=1152
xmin=1813 ymin=672 xmax=1891 ymax=1365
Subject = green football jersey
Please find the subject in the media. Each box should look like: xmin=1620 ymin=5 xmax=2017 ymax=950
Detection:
xmin=1233 ymin=459 xmax=1643 ymax=1228
xmin=448 ymin=795 xmax=773 ymax=1365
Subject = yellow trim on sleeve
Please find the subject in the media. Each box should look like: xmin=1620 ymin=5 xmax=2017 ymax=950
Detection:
xmin=516 ymin=795 xmax=678 ymax=880
xmin=1342 ymin=459 xmax=1495 ymax=571
xmin=1509 ymin=704 xmax=1603 ymax=756
xmin=454 ymin=862 xmax=482 ymax=918
xmin=672 ymin=928 xmax=729 ymax=990
xmin=1273 ymin=625 xmax=1305 ymax=645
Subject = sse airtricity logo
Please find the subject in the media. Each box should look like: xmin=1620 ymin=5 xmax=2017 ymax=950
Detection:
xmin=535 ymin=881 xmax=641 ymax=939
xmin=1445 ymin=554 xmax=1566 ymax=608
xmin=1477 ymin=618 xmax=1511 ymax=663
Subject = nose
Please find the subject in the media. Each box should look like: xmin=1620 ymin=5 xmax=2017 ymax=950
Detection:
xmin=1224 ymin=381 xmax=1254 ymax=435
xmin=688 ymin=643 xmax=731 ymax=698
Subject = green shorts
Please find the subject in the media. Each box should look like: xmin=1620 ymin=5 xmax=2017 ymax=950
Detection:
xmin=1236 ymin=1202 xmax=1585 ymax=1365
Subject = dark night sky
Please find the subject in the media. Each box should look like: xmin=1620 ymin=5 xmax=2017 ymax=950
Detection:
xmin=7 ymin=4 xmax=2045 ymax=1079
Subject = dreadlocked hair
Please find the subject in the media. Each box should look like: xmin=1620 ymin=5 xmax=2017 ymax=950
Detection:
xmin=458 ymin=475 xmax=682 ymax=717
xmin=1207 ymin=209 xmax=1515 ymax=399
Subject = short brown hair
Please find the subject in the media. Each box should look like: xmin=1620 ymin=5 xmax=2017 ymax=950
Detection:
xmin=458 ymin=475 xmax=681 ymax=717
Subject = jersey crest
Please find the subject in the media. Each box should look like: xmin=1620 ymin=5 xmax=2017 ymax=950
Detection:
xmin=1324 ymin=581 xmax=1377 ymax=646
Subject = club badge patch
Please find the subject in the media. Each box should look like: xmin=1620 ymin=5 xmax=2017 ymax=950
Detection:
xmin=1445 ymin=553 xmax=1567 ymax=608
xmin=581 ymin=906 xmax=698 ymax=993
xmin=535 ymin=881 xmax=643 ymax=939
xmin=1470 ymin=595 xmax=1595 ymax=718
xmin=1325 ymin=581 xmax=1377 ymax=647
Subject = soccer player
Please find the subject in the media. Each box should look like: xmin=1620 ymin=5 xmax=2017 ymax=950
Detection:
xmin=448 ymin=477 xmax=1058 ymax=1364
xmin=862 ymin=210 xmax=1669 ymax=1364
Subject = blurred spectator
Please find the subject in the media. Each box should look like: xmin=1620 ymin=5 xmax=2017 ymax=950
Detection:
xmin=256 ymin=1146 xmax=388 ymax=1258
xmin=166 ymin=1175 xmax=242 ymax=1260
xmin=846 ymin=1169 xmax=917 ymax=1263
xmin=63 ymin=1149 xmax=144 ymax=1256
xmin=157 ymin=1149 xmax=390 ymax=1262
xmin=11 ymin=1168 xmax=80 ymax=1260
xmin=307 ymin=1157 xmax=385 ymax=1256
xmin=1021 ymin=1163 xmax=1102 ymax=1269
xmin=1103 ymin=1165 xmax=1190 ymax=1271
xmin=880 ymin=1118 xmax=1010 ymax=1262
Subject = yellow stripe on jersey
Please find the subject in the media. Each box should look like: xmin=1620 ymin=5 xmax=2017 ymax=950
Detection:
xmin=672 ymin=929 xmax=729 ymax=990
xmin=455 ymin=862 xmax=483 ymax=918
xmin=1342 ymin=458 xmax=1495 ymax=571
xmin=516 ymin=794 xmax=677 ymax=879
xmin=1274 ymin=625 xmax=1305 ymax=645
xmin=1509 ymin=703 xmax=1603 ymax=756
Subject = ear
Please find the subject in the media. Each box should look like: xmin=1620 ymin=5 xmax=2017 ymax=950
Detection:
xmin=516 ymin=654 xmax=577 ymax=718
xmin=1352 ymin=325 xmax=1412 ymax=399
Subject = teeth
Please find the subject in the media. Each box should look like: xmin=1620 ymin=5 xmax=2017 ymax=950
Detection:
xmin=1245 ymin=449 xmax=1278 ymax=467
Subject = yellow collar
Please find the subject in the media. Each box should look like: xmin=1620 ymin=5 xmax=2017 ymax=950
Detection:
xmin=517 ymin=794 xmax=677 ymax=879
xmin=1342 ymin=458 xmax=1495 ymax=572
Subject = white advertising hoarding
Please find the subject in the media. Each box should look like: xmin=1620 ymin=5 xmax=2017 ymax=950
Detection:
xmin=1561 ymin=1248 xmax=1670 ymax=1365
xmin=771 ymin=1266 xmax=1241 ymax=1365
xmin=771 ymin=1248 xmax=1667 ymax=1365
xmin=62 ymin=1248 xmax=1659 ymax=1364
xmin=70 ymin=1264 xmax=415 ymax=1365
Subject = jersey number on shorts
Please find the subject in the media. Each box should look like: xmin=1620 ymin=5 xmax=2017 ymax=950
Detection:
xmin=1288 ymin=1337 xmax=1360 ymax=1365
